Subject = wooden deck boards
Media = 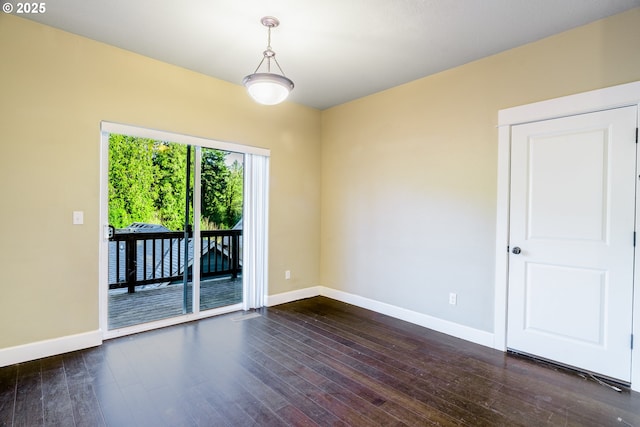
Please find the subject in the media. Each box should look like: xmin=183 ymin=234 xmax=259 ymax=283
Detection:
xmin=108 ymin=276 xmax=242 ymax=329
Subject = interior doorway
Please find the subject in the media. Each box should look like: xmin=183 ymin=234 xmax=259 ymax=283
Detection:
xmin=506 ymin=107 xmax=636 ymax=382
xmin=99 ymin=122 xmax=270 ymax=338
xmin=494 ymin=81 xmax=640 ymax=391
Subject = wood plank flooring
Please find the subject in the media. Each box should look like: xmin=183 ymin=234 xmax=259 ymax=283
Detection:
xmin=2 ymin=296 xmax=639 ymax=426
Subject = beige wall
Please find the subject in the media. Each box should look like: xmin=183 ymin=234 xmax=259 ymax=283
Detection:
xmin=0 ymin=15 xmax=321 ymax=349
xmin=320 ymin=8 xmax=640 ymax=332
xmin=1 ymin=8 xmax=639 ymax=352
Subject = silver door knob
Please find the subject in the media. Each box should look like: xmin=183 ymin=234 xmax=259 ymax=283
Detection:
xmin=512 ymin=247 xmax=522 ymax=255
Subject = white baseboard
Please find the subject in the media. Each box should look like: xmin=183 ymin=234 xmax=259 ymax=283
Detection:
xmin=0 ymin=330 xmax=102 ymax=367
xmin=266 ymin=286 xmax=322 ymax=306
xmin=267 ymin=286 xmax=494 ymax=348
xmin=321 ymin=287 xmax=494 ymax=348
xmin=1 ymin=287 xmax=493 ymax=367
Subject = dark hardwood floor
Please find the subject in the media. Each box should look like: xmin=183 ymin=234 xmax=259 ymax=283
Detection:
xmin=1 ymin=296 xmax=639 ymax=426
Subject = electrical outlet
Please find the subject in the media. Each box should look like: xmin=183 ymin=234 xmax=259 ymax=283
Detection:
xmin=285 ymin=270 xmax=291 ymax=280
xmin=449 ymin=293 xmax=457 ymax=305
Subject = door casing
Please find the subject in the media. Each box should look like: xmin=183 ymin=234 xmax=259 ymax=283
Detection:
xmin=494 ymin=81 xmax=640 ymax=391
xmin=99 ymin=122 xmax=270 ymax=339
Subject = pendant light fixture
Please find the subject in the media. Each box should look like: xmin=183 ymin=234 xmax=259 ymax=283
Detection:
xmin=243 ymin=16 xmax=294 ymax=105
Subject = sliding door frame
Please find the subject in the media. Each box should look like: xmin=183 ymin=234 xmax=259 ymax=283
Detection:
xmin=99 ymin=121 xmax=270 ymax=339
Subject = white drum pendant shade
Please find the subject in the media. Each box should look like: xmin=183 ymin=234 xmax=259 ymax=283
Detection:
xmin=243 ymin=73 xmax=294 ymax=105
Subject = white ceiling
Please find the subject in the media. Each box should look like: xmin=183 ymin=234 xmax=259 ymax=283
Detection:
xmin=21 ymin=0 xmax=640 ymax=110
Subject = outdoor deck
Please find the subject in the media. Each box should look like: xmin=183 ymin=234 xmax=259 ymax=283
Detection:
xmin=108 ymin=276 xmax=242 ymax=329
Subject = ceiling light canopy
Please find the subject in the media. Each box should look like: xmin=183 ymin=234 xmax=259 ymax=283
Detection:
xmin=243 ymin=16 xmax=294 ymax=106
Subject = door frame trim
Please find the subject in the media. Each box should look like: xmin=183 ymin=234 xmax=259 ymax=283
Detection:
xmin=494 ymin=81 xmax=640 ymax=391
xmin=99 ymin=121 xmax=270 ymax=339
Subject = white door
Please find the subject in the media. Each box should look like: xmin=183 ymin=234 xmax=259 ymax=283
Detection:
xmin=507 ymin=106 xmax=637 ymax=382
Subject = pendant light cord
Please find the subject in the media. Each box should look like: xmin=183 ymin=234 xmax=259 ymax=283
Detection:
xmin=251 ymin=22 xmax=288 ymax=76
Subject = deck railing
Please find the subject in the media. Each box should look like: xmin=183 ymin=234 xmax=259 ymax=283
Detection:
xmin=109 ymin=229 xmax=242 ymax=293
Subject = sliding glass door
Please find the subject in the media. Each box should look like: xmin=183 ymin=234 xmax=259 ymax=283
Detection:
xmin=198 ymin=147 xmax=244 ymax=312
xmin=106 ymin=135 xmax=244 ymax=331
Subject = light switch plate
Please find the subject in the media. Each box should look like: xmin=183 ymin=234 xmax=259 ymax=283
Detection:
xmin=73 ymin=211 xmax=84 ymax=225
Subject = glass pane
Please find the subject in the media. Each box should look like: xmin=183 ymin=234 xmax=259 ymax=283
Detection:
xmin=199 ymin=148 xmax=244 ymax=311
xmin=107 ymin=136 xmax=194 ymax=329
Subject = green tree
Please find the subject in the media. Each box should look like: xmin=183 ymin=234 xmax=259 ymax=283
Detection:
xmin=109 ymin=136 xmax=243 ymax=231
xmin=108 ymin=134 xmax=157 ymax=228
xmin=200 ymin=149 xmax=230 ymax=228
xmin=154 ymin=142 xmax=189 ymax=230
xmin=224 ymin=160 xmax=244 ymax=227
